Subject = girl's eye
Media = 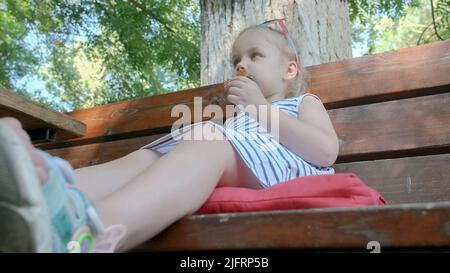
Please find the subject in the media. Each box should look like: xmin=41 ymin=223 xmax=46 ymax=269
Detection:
xmin=232 ymin=53 xmax=262 ymax=66
xmin=251 ymin=53 xmax=262 ymax=60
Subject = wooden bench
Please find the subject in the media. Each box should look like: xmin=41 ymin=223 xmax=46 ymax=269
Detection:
xmin=35 ymin=40 xmax=450 ymax=251
xmin=0 ymin=88 xmax=86 ymax=143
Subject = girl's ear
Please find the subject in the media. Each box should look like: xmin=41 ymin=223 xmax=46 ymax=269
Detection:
xmin=283 ymin=60 xmax=298 ymax=81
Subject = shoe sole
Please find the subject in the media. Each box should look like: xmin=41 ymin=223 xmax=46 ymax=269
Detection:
xmin=0 ymin=123 xmax=52 ymax=252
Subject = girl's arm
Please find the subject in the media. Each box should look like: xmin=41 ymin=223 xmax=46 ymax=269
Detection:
xmin=255 ymin=96 xmax=339 ymax=167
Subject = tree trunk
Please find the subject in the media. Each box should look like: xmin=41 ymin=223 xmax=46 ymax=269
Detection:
xmin=200 ymin=0 xmax=352 ymax=85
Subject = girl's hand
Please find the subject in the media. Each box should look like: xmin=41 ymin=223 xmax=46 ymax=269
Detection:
xmin=224 ymin=76 xmax=269 ymax=108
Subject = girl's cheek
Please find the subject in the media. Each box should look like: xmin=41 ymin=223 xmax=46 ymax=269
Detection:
xmin=257 ymin=79 xmax=271 ymax=94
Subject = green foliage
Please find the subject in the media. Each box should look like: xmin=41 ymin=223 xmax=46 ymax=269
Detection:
xmin=432 ymin=0 xmax=450 ymax=40
xmin=0 ymin=0 xmax=38 ymax=92
xmin=0 ymin=0 xmax=200 ymax=111
xmin=348 ymin=0 xmax=422 ymax=23
xmin=351 ymin=0 xmax=450 ymax=55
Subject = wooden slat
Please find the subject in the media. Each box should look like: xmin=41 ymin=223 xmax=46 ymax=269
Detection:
xmin=308 ymin=39 xmax=450 ymax=108
xmin=43 ymin=85 xmax=223 ymax=145
xmin=331 ymin=92 xmax=450 ymax=162
xmin=334 ymin=154 xmax=450 ymax=204
xmin=0 ymin=88 xmax=86 ymax=139
xmin=47 ymin=134 xmax=165 ymax=168
xmin=33 ymin=40 xmax=450 ymax=147
xmin=134 ymin=201 xmax=450 ymax=251
xmin=45 ymin=92 xmax=450 ymax=163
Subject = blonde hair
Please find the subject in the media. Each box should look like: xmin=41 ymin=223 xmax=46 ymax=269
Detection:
xmin=232 ymin=25 xmax=309 ymax=98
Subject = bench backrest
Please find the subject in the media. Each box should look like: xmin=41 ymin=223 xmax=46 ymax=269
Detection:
xmin=42 ymin=40 xmax=450 ymax=205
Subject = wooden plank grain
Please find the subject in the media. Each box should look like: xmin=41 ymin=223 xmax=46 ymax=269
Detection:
xmin=0 ymin=88 xmax=86 ymax=139
xmin=135 ymin=201 xmax=450 ymax=251
xmin=334 ymin=154 xmax=450 ymax=204
xmin=47 ymin=134 xmax=165 ymax=168
xmin=44 ymin=85 xmax=224 ymax=145
xmin=308 ymin=39 xmax=450 ymax=108
xmin=332 ymin=92 xmax=450 ymax=162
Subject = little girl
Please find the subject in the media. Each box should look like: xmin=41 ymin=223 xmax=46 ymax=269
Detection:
xmin=0 ymin=19 xmax=339 ymax=252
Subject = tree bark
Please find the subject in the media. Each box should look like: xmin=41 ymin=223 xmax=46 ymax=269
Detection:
xmin=200 ymin=0 xmax=352 ymax=85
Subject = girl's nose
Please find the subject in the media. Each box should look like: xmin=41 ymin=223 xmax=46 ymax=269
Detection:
xmin=235 ymin=63 xmax=246 ymax=75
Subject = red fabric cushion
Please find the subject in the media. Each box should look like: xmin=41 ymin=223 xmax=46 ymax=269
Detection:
xmin=195 ymin=173 xmax=386 ymax=215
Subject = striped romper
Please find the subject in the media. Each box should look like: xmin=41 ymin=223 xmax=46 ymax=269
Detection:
xmin=140 ymin=92 xmax=335 ymax=188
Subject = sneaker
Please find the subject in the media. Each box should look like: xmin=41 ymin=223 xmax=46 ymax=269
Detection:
xmin=37 ymin=150 xmax=106 ymax=252
xmin=0 ymin=122 xmax=105 ymax=252
xmin=0 ymin=122 xmax=52 ymax=252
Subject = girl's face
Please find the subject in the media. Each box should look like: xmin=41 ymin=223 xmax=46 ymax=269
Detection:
xmin=231 ymin=29 xmax=290 ymax=99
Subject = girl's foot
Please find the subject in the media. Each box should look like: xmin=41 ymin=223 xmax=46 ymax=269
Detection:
xmin=1 ymin=117 xmax=49 ymax=184
xmin=0 ymin=118 xmax=105 ymax=252
xmin=0 ymin=118 xmax=52 ymax=252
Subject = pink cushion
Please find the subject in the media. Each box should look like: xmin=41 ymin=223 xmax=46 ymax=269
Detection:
xmin=195 ymin=173 xmax=386 ymax=215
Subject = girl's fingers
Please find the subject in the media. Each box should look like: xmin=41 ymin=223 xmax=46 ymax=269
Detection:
xmin=231 ymin=76 xmax=251 ymax=84
xmin=227 ymin=94 xmax=240 ymax=105
xmin=224 ymin=77 xmax=247 ymax=90
xmin=224 ymin=81 xmax=241 ymax=91
xmin=227 ymin=86 xmax=242 ymax=96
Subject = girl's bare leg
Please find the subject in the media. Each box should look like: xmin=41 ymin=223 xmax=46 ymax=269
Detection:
xmin=2 ymin=118 xmax=261 ymax=252
xmin=74 ymin=149 xmax=162 ymax=202
xmin=1 ymin=117 xmax=164 ymax=204
xmin=94 ymin=125 xmax=262 ymax=252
